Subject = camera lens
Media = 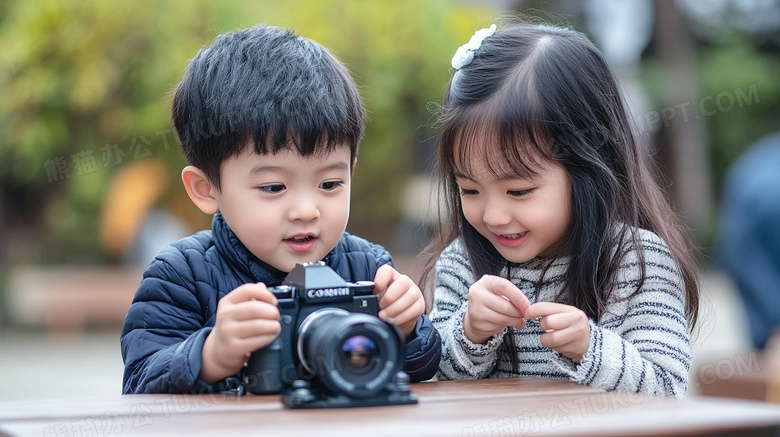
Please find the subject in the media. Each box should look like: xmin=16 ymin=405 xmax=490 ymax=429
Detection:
xmin=296 ymin=308 xmax=403 ymax=398
xmin=341 ymin=335 xmax=377 ymax=371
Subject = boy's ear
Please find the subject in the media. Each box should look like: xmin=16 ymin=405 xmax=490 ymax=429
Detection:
xmin=351 ymin=157 xmax=357 ymax=173
xmin=181 ymin=166 xmax=219 ymax=215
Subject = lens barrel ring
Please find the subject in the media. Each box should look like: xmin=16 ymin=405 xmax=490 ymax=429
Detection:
xmin=296 ymin=308 xmax=404 ymax=398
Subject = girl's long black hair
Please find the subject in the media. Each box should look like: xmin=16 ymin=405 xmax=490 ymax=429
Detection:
xmin=422 ymin=22 xmax=699 ymax=368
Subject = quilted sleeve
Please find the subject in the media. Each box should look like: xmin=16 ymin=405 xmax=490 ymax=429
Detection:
xmin=120 ymin=244 xmax=226 ymax=394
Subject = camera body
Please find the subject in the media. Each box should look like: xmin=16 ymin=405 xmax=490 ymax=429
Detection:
xmin=243 ymin=261 xmax=417 ymax=408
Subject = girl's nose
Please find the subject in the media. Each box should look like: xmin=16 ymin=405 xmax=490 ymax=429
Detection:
xmin=482 ymin=199 xmax=511 ymax=227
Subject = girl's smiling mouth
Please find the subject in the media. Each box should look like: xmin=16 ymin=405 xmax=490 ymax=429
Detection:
xmin=495 ymin=232 xmax=528 ymax=247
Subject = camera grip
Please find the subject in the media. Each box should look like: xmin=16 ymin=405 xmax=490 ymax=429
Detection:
xmin=244 ymin=337 xmax=283 ymax=394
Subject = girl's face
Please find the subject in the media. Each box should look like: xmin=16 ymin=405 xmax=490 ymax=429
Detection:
xmin=455 ymin=154 xmax=572 ymax=263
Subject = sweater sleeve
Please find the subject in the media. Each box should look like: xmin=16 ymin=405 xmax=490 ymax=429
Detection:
xmin=552 ymin=231 xmax=692 ymax=399
xmin=429 ymin=240 xmax=506 ymax=380
xmin=120 ymin=247 xmax=226 ymax=394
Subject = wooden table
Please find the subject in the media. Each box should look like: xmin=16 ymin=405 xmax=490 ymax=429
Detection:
xmin=2 ymin=378 xmax=780 ymax=436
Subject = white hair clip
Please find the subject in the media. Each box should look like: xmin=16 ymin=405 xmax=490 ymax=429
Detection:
xmin=450 ymin=24 xmax=497 ymax=70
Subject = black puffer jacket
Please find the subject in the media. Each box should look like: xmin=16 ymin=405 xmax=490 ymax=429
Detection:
xmin=121 ymin=212 xmax=441 ymax=394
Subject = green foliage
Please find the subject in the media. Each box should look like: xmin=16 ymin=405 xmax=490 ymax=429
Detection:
xmin=0 ymin=0 xmax=211 ymax=262
xmin=641 ymin=36 xmax=780 ymax=201
xmin=697 ymin=41 xmax=780 ymax=192
xmin=0 ymin=0 xmax=495 ymax=264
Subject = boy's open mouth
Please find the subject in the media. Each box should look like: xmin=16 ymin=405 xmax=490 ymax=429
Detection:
xmin=284 ymin=234 xmax=318 ymax=253
xmin=287 ymin=235 xmax=315 ymax=242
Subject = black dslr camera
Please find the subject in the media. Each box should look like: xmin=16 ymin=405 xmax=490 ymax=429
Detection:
xmin=243 ymin=261 xmax=417 ymax=408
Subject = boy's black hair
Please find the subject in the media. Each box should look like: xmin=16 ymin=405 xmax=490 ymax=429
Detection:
xmin=172 ymin=24 xmax=364 ymax=189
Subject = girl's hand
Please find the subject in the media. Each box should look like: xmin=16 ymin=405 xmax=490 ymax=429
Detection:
xmin=464 ymin=275 xmax=531 ymax=344
xmin=524 ymin=302 xmax=590 ymax=363
xmin=373 ymin=264 xmax=426 ymax=340
xmin=200 ymin=283 xmax=281 ymax=383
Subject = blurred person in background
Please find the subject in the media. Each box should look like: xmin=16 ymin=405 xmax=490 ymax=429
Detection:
xmin=718 ymin=131 xmax=780 ymax=351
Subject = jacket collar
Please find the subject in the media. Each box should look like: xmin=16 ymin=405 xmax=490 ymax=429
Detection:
xmin=211 ymin=212 xmax=286 ymax=287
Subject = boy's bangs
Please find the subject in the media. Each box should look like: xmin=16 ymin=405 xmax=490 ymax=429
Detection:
xmin=246 ymin=93 xmax=361 ymax=159
xmin=446 ymin=95 xmax=553 ymax=181
xmin=250 ymin=121 xmax=347 ymax=158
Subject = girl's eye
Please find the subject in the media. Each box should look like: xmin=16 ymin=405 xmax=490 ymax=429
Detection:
xmin=459 ymin=188 xmax=478 ymax=196
xmin=508 ymin=188 xmax=534 ymax=197
xmin=259 ymin=184 xmax=285 ymax=193
xmin=320 ymin=180 xmax=344 ymax=191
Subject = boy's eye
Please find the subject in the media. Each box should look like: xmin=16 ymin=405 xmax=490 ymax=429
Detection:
xmin=259 ymin=184 xmax=285 ymax=193
xmin=320 ymin=180 xmax=344 ymax=191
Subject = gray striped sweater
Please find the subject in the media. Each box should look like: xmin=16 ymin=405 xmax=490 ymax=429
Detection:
xmin=430 ymin=228 xmax=692 ymax=399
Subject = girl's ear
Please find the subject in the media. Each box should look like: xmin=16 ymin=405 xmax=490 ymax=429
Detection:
xmin=181 ymin=166 xmax=219 ymax=215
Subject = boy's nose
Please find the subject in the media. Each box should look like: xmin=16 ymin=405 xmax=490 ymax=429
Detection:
xmin=288 ymin=197 xmax=320 ymax=222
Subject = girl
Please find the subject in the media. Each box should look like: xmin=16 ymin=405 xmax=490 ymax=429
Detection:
xmin=423 ymin=22 xmax=700 ymax=399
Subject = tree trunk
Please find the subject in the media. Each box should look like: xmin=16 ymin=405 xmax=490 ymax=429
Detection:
xmin=653 ymin=0 xmax=715 ymax=245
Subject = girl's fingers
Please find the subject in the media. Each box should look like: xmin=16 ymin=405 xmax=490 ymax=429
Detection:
xmin=475 ymin=275 xmax=531 ymax=315
xmin=523 ymin=301 xmax=572 ymax=320
xmin=468 ymin=284 xmax=528 ymax=335
xmin=538 ymin=311 xmax=579 ymax=332
xmin=486 ymin=296 xmax=527 ymax=319
xmin=476 ymin=314 xmax=525 ymax=330
xmin=531 ymin=306 xmax=590 ymax=362
xmin=539 ymin=328 xmax=588 ymax=358
xmin=539 ymin=326 xmax=576 ymax=346
xmin=467 ymin=305 xmax=525 ymax=333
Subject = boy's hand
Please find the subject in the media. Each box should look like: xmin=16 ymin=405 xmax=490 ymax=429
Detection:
xmin=524 ymin=302 xmax=590 ymax=363
xmin=373 ymin=264 xmax=425 ymax=340
xmin=464 ymin=275 xmax=530 ymax=344
xmin=200 ymin=283 xmax=281 ymax=384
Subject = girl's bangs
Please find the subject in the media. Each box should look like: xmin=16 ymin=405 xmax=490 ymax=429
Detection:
xmin=445 ymin=94 xmax=553 ymax=181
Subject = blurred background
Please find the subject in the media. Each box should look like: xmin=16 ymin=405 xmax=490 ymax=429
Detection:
xmin=0 ymin=0 xmax=779 ymax=401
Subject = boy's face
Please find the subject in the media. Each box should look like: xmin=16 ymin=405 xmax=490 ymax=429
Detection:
xmin=213 ymin=146 xmax=353 ymax=273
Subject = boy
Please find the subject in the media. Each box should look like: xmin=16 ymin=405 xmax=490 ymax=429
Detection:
xmin=121 ymin=24 xmax=441 ymax=394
